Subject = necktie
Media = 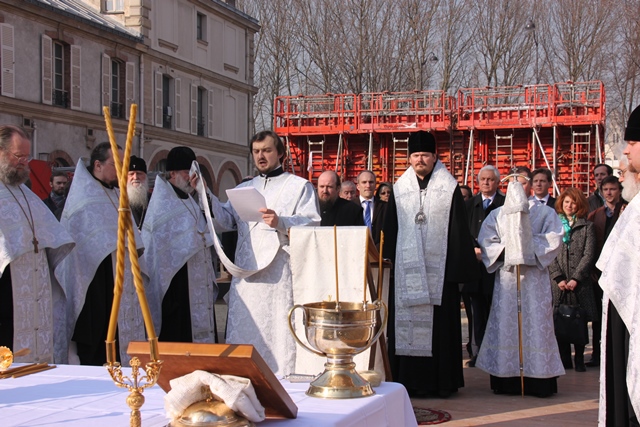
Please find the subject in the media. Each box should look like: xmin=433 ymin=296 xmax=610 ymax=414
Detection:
xmin=364 ymin=200 xmax=372 ymax=228
xmin=483 ymin=198 xmax=490 ymax=210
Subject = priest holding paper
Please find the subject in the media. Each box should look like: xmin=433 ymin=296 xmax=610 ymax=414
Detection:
xmin=210 ymin=130 xmax=320 ymax=377
xmin=142 ymin=146 xmax=218 ymax=344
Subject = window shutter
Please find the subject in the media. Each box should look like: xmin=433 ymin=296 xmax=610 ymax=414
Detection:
xmin=175 ymin=78 xmax=182 ymax=130
xmin=41 ymin=34 xmax=52 ymax=105
xmin=125 ymin=62 xmax=135 ymax=119
xmin=213 ymin=87 xmax=223 ymax=138
xmin=101 ymin=53 xmax=111 ymax=109
xmin=70 ymin=45 xmax=81 ymax=110
xmin=190 ymin=83 xmax=197 ymax=135
xmin=154 ymin=71 xmax=163 ymax=127
xmin=1 ymin=24 xmax=15 ymax=98
xmin=207 ymin=89 xmax=214 ymax=138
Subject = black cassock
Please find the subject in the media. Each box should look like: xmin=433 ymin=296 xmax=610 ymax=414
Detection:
xmin=383 ymin=172 xmax=479 ymax=397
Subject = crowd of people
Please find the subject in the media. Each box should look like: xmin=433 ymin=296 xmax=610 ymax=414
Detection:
xmin=1 ymin=105 xmax=639 ymax=425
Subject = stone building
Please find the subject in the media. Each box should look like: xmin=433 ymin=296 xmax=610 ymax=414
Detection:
xmin=0 ymin=0 xmax=258 ymax=195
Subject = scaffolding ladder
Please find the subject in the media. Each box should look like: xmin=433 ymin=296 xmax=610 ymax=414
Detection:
xmin=392 ymin=136 xmax=409 ymax=181
xmin=307 ymin=137 xmax=325 ymax=182
xmin=572 ymin=130 xmax=592 ymax=195
xmin=495 ymin=134 xmax=514 ymax=171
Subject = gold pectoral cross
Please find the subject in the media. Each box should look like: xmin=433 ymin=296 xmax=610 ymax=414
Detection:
xmin=33 ymin=237 xmax=39 ymax=253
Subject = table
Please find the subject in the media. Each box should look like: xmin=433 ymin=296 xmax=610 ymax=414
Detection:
xmin=0 ymin=365 xmax=417 ymax=426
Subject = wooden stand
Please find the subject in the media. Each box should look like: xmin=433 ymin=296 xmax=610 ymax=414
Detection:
xmin=127 ymin=341 xmax=297 ymax=419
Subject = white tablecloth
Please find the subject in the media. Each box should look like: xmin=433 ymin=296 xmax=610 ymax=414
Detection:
xmin=0 ymin=365 xmax=417 ymax=426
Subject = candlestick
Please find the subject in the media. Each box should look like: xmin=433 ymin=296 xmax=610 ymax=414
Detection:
xmin=333 ymin=225 xmax=340 ymax=310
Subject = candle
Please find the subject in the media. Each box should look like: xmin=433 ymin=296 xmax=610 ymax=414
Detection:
xmin=377 ymin=232 xmax=384 ymax=301
xmin=104 ymin=105 xmax=157 ymax=364
xmin=333 ymin=225 xmax=340 ymax=310
xmin=363 ymin=228 xmax=369 ymax=304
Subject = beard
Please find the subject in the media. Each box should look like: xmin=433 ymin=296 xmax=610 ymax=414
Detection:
xmin=0 ymin=162 xmax=30 ymax=186
xmin=622 ymin=170 xmax=640 ymax=201
xmin=319 ymin=196 xmax=337 ymax=212
xmin=173 ymin=173 xmax=194 ymax=195
xmin=128 ymin=180 xmax=150 ymax=209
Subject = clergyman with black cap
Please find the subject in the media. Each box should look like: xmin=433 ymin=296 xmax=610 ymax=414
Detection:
xmin=141 ymin=146 xmax=218 ymax=344
xmin=209 ymin=130 xmax=320 ymax=377
xmin=127 ymin=155 xmax=150 ymax=229
xmin=595 ymin=104 xmax=640 ymax=425
xmin=382 ymin=130 xmax=479 ymax=398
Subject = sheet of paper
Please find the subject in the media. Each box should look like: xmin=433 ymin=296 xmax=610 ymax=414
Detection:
xmin=226 ymin=187 xmax=267 ymax=222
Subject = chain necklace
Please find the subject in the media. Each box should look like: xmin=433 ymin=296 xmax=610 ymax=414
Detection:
xmin=100 ymin=184 xmax=120 ymax=212
xmin=4 ymin=184 xmax=39 ymax=253
xmin=415 ymin=188 xmax=428 ymax=225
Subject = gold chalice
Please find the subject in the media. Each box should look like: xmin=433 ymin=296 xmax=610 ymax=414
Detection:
xmin=288 ymin=300 xmax=387 ymax=399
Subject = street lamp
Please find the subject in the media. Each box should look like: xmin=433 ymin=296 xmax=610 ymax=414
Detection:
xmin=524 ymin=19 xmax=539 ymax=84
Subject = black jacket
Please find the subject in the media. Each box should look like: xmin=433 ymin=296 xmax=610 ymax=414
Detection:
xmin=320 ymin=197 xmax=365 ymax=227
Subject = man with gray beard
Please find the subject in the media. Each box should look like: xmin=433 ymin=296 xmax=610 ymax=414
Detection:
xmin=142 ymin=146 xmax=218 ymax=344
xmin=0 ymin=125 xmax=74 ymax=364
xmin=620 ymin=158 xmax=640 ymax=202
xmin=127 ymin=156 xmax=150 ymax=229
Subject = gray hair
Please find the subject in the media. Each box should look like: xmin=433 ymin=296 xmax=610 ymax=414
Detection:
xmin=0 ymin=125 xmax=28 ymax=150
xmin=477 ymin=165 xmax=500 ymax=183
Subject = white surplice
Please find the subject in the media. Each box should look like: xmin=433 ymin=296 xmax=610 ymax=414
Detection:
xmin=476 ymin=195 xmax=565 ymax=379
xmin=210 ymin=171 xmax=320 ymax=377
xmin=55 ymin=161 xmax=149 ymax=364
xmin=596 ymin=193 xmax=640 ymax=424
xmin=142 ymin=175 xmax=217 ymax=342
xmin=0 ymin=183 xmax=74 ymax=363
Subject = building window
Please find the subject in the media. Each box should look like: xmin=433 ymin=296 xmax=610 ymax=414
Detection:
xmin=163 ymin=75 xmax=173 ymax=129
xmin=111 ymin=59 xmax=124 ymax=118
xmin=104 ymin=0 xmax=124 ymax=12
xmin=196 ymin=13 xmax=207 ymax=42
xmin=197 ymin=87 xmax=206 ymax=136
xmin=53 ymin=41 xmax=69 ymax=107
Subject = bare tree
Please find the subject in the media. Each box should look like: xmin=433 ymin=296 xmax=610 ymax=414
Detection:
xmin=435 ymin=0 xmax=475 ymax=92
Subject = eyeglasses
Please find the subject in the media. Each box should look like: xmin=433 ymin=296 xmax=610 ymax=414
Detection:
xmin=7 ymin=151 xmax=33 ymax=163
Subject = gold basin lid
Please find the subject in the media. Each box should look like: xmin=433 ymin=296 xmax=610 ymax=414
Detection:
xmin=171 ymin=400 xmax=254 ymax=427
xmin=0 ymin=347 xmax=13 ymax=370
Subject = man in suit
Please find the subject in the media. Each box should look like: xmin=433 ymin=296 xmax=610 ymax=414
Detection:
xmin=463 ymin=165 xmax=505 ymax=366
xmin=531 ymin=168 xmax=556 ymax=208
xmin=318 ymin=170 xmax=364 ymax=226
xmin=588 ymin=163 xmax=613 ymax=213
xmin=357 ymin=170 xmax=386 ymax=246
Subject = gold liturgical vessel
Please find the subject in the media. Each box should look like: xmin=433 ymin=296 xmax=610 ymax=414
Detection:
xmin=288 ymin=227 xmax=388 ymax=399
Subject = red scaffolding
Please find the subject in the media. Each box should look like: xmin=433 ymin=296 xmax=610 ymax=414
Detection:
xmin=274 ymin=81 xmax=606 ymax=195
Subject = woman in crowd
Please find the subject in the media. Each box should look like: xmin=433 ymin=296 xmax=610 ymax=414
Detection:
xmin=375 ymin=182 xmax=392 ymax=202
xmin=548 ymin=187 xmax=597 ymax=372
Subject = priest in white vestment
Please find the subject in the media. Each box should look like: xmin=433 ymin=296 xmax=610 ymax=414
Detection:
xmin=476 ymin=169 xmax=565 ymax=397
xmin=382 ymin=131 xmax=479 ymax=397
xmin=210 ymin=131 xmax=320 ymax=377
xmin=142 ymin=146 xmax=217 ymax=344
xmin=56 ymin=142 xmax=151 ymax=365
xmin=596 ymin=105 xmax=640 ymax=426
xmin=0 ymin=125 xmax=74 ymax=364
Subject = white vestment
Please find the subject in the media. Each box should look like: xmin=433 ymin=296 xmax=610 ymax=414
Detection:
xmin=210 ymin=171 xmax=320 ymax=377
xmin=0 ymin=183 xmax=74 ymax=363
xmin=596 ymin=194 xmax=640 ymax=424
xmin=392 ymin=161 xmax=455 ymax=357
xmin=142 ymin=175 xmax=217 ymax=342
xmin=476 ymin=198 xmax=565 ymax=378
xmin=55 ymin=161 xmax=149 ymax=364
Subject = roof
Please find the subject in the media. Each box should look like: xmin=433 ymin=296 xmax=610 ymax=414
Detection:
xmin=25 ymin=0 xmax=144 ymax=42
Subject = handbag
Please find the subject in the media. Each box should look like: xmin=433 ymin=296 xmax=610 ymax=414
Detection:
xmin=553 ymin=290 xmax=589 ymax=346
